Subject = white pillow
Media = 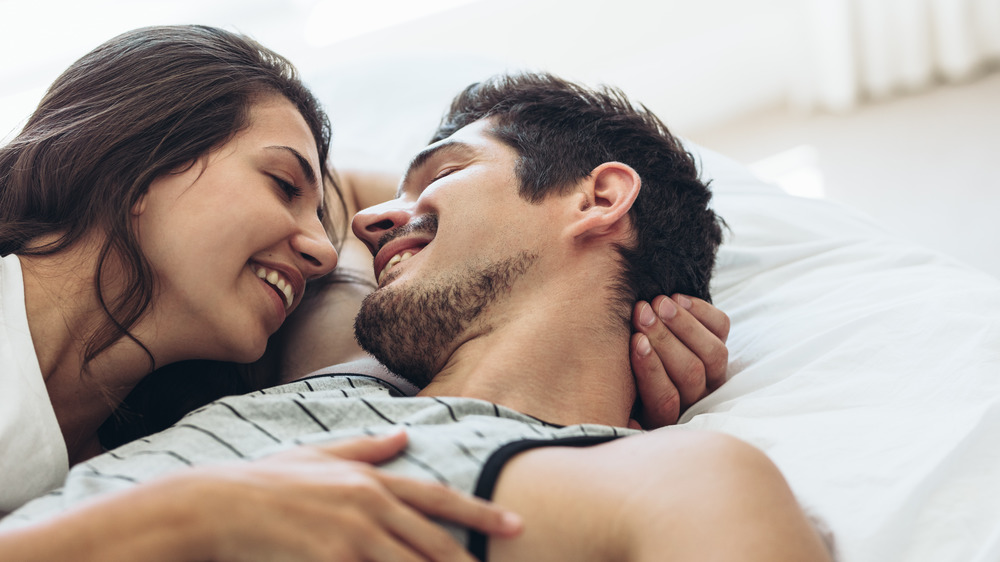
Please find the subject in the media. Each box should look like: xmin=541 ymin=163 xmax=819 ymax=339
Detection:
xmin=687 ymin=142 xmax=1000 ymax=562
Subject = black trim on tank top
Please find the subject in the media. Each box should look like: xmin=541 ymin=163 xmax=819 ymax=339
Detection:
xmin=467 ymin=435 xmax=622 ymax=561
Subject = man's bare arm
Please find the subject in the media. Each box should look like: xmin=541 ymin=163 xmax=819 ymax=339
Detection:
xmin=487 ymin=429 xmax=833 ymax=562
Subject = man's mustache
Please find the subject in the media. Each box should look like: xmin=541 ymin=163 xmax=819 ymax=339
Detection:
xmin=375 ymin=213 xmax=439 ymax=255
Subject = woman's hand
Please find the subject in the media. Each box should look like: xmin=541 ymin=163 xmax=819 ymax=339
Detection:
xmin=1 ymin=432 xmax=520 ymax=562
xmin=194 ymin=431 xmax=521 ymax=561
xmin=629 ymin=294 xmax=730 ymax=428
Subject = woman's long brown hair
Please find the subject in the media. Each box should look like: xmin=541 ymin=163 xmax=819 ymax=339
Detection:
xmin=0 ymin=25 xmax=344 ymax=445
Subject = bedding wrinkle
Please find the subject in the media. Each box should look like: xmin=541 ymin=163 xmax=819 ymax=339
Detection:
xmin=898 ymin=400 xmax=1000 ymax=561
xmin=676 ymin=141 xmax=1000 ymax=562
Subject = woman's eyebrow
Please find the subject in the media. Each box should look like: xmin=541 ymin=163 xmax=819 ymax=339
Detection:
xmin=265 ymin=145 xmax=318 ymax=189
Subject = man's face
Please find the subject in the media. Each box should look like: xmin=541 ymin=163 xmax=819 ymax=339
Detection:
xmin=351 ymin=119 xmax=558 ymax=385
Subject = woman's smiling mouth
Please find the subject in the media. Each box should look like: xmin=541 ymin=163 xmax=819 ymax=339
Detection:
xmin=253 ymin=264 xmax=295 ymax=309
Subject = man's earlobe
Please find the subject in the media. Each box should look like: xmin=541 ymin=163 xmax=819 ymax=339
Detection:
xmin=568 ymin=162 xmax=640 ymax=239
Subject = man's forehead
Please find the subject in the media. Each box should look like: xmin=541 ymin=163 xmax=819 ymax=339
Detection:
xmin=414 ymin=120 xmax=495 ymax=165
xmin=443 ymin=118 xmax=496 ymax=141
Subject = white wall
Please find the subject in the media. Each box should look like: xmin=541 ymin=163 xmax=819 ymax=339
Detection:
xmin=289 ymin=0 xmax=806 ymax=168
xmin=3 ymin=0 xmax=996 ymax=170
xmin=0 ymin=0 xmax=802 ymax=160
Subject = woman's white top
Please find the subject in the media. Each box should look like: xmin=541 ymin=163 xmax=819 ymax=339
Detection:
xmin=0 ymin=253 xmax=68 ymax=514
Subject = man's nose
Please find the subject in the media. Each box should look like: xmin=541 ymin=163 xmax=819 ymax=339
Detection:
xmin=351 ymin=201 xmax=413 ymax=255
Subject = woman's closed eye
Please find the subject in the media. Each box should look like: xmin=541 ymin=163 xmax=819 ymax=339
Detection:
xmin=270 ymin=175 xmax=303 ymax=199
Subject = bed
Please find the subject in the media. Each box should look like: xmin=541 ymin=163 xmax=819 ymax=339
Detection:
xmin=5 ymin=49 xmax=999 ymax=557
xmin=686 ymin=142 xmax=1000 ymax=561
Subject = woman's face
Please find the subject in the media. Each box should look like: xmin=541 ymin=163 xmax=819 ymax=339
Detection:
xmin=134 ymin=95 xmax=338 ymax=364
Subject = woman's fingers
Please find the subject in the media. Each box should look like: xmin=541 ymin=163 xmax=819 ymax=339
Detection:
xmin=361 ymin=520 xmax=475 ymax=562
xmin=654 ymin=294 xmax=729 ymax=391
xmin=311 ymin=430 xmax=410 ymax=464
xmin=204 ymin=433 xmax=510 ymax=562
xmin=282 ymin=433 xmax=521 ymax=560
xmin=380 ymin=472 xmax=523 ymax=537
xmin=630 ymin=294 xmax=731 ymax=427
xmin=367 ymin=492 xmax=481 ymax=562
xmin=672 ymin=294 xmax=731 ymax=343
xmin=309 ymin=432 xmax=521 ymax=535
xmin=632 ymin=299 xmax=707 ymax=413
xmin=631 ymin=331 xmax=681 ymax=427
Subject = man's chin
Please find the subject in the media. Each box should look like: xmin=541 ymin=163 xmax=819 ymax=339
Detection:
xmin=353 ymin=250 xmax=538 ymax=390
xmin=353 ymin=287 xmax=439 ymax=389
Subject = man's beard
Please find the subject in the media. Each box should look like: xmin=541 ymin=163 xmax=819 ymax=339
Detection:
xmin=354 ymin=251 xmax=538 ymax=388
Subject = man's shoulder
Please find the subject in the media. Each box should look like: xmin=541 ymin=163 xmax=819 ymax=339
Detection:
xmin=291 ymin=358 xmax=420 ymax=396
xmin=266 ymin=372 xmax=408 ymax=397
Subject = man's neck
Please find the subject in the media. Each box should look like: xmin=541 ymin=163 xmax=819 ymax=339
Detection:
xmin=417 ymin=284 xmax=635 ymax=428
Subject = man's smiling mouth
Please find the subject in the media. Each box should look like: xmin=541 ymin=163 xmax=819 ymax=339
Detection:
xmin=377 ymin=248 xmax=424 ymax=285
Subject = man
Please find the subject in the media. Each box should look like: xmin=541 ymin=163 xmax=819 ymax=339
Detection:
xmin=3 ymin=73 xmax=831 ymax=560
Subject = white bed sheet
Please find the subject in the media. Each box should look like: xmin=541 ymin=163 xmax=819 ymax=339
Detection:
xmin=688 ymin=143 xmax=1000 ymax=561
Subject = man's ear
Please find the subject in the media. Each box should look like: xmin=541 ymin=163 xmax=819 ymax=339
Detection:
xmin=566 ymin=162 xmax=640 ymax=240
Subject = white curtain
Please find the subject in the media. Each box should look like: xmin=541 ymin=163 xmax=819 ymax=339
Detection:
xmin=790 ymin=0 xmax=1000 ymax=111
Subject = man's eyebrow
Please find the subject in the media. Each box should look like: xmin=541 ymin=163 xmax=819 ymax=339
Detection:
xmin=265 ymin=145 xmax=319 ymax=189
xmin=399 ymin=140 xmax=476 ymax=196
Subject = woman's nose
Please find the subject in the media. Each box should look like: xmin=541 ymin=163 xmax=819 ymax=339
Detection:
xmin=293 ymin=218 xmax=339 ymax=279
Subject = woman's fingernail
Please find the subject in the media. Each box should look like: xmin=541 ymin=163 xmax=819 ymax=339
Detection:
xmin=636 ymin=334 xmax=652 ymax=356
xmin=502 ymin=511 xmax=524 ymax=532
xmin=676 ymin=295 xmax=693 ymax=310
xmin=639 ymin=302 xmax=656 ymax=326
xmin=658 ymin=298 xmax=677 ymax=320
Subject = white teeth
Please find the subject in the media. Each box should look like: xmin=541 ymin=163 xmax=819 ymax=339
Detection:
xmin=377 ymin=250 xmax=418 ymax=285
xmin=275 ymin=278 xmax=294 ymax=309
xmin=280 ymin=283 xmax=293 ymax=308
xmin=254 ymin=265 xmax=294 ymax=309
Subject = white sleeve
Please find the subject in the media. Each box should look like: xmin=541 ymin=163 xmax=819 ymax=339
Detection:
xmin=0 ymin=254 xmax=69 ymax=514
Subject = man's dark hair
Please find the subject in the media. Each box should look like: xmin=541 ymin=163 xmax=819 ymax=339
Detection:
xmin=431 ymin=72 xmax=724 ymax=325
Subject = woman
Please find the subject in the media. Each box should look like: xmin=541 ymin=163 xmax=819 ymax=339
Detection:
xmin=0 ymin=22 xmax=342 ymax=502
xmin=0 ymin=25 xmax=522 ymax=560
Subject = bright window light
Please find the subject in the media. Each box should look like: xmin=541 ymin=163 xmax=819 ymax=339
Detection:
xmin=750 ymin=145 xmax=826 ymax=199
